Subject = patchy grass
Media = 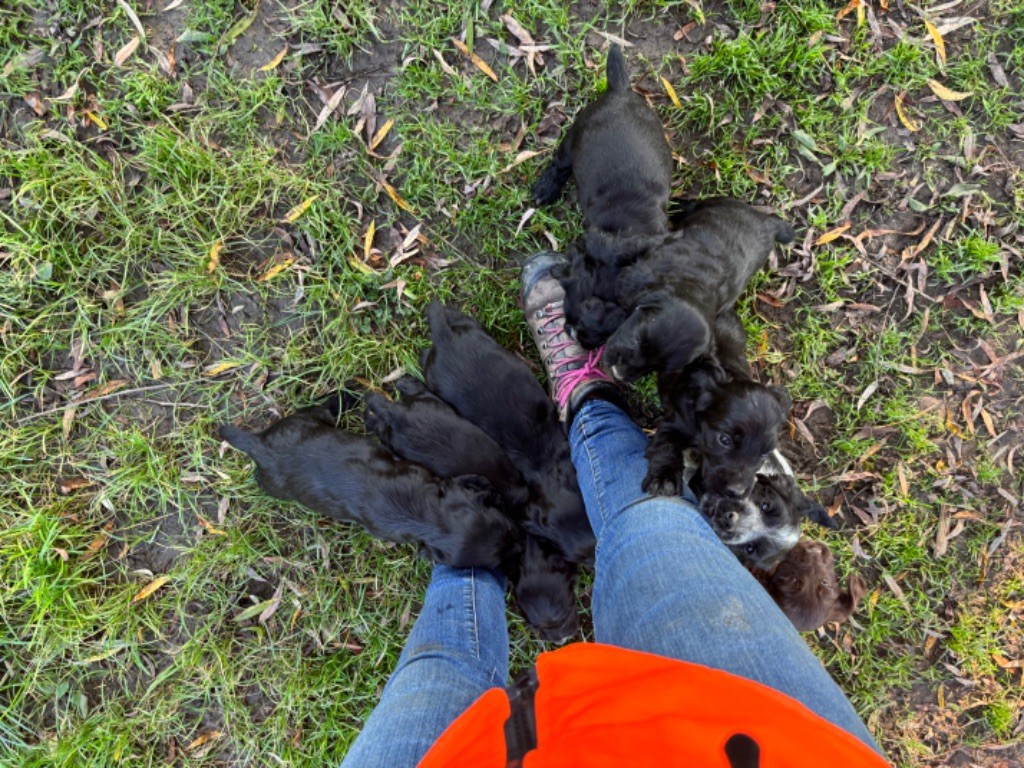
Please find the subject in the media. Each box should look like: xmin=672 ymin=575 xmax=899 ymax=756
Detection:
xmin=2 ymin=0 xmax=1022 ymax=765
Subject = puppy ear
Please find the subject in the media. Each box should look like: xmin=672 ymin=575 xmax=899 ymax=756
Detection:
xmin=417 ymin=542 xmax=445 ymax=563
xmin=799 ymin=494 xmax=837 ymax=529
xmin=826 ymin=573 xmax=867 ymax=624
xmin=769 ymin=385 xmax=792 ymax=415
xmin=394 ymin=375 xmax=427 ymax=397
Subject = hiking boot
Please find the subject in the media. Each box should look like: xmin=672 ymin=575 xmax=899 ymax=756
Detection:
xmin=520 ymin=252 xmax=619 ymax=423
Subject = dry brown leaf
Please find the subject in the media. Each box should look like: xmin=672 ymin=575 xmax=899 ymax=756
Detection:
xmin=924 ymin=20 xmax=946 ymax=65
xmin=451 ymin=38 xmax=498 ymax=82
xmin=311 ymin=87 xmax=346 ymax=134
xmin=83 ymin=521 xmax=115 ymax=560
xmin=499 ymin=149 xmax=541 ymax=173
xmin=60 ymin=477 xmax=95 ymax=494
xmin=926 ymin=79 xmax=973 ymax=101
xmin=86 ymin=379 xmax=128 ymax=398
xmin=259 ymin=46 xmax=288 ymax=72
xmin=186 ymin=731 xmax=223 ymax=752
xmin=114 ymin=36 xmax=141 ymax=67
xmin=856 ymin=380 xmax=878 ymax=411
xmin=815 ymin=223 xmax=851 ymax=245
xmin=894 ymin=93 xmax=920 ymax=132
xmin=131 ymin=575 xmax=170 ymax=603
xmin=836 ymin=0 xmax=862 ymax=21
xmin=979 ymin=408 xmax=997 ymax=438
xmin=25 ymin=93 xmax=46 ymax=116
xmin=62 ymin=406 xmax=77 ymax=440
xmin=163 ymin=0 xmax=185 ymax=9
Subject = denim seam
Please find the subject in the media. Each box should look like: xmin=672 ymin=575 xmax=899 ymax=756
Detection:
xmin=577 ymin=407 xmax=609 ymax=536
xmin=467 ymin=568 xmax=480 ymax=659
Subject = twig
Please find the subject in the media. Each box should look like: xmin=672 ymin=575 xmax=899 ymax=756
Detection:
xmin=15 ymin=383 xmax=174 ymax=425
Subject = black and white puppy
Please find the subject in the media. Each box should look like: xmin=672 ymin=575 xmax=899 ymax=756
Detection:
xmin=419 ymin=302 xmax=595 ymax=566
xmin=363 ymin=376 xmax=579 ymax=639
xmin=604 ymin=198 xmax=795 ymax=382
xmin=644 ymin=309 xmax=791 ymax=500
xmin=532 ymin=44 xmax=673 ymax=236
xmin=219 ymin=397 xmax=520 ymax=569
xmin=701 ymin=448 xmax=835 ymax=571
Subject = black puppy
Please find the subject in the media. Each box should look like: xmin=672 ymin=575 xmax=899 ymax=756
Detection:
xmin=363 ymin=377 xmax=579 ymax=639
xmin=363 ymin=376 xmax=531 ymax=515
xmin=420 ymin=302 xmax=595 ymax=566
xmin=604 ymin=198 xmax=795 ymax=382
xmin=701 ymin=449 xmax=834 ymax=571
xmin=532 ymin=44 xmax=673 ymax=236
xmin=644 ymin=309 xmax=791 ymax=500
xmin=219 ymin=398 xmax=519 ymax=569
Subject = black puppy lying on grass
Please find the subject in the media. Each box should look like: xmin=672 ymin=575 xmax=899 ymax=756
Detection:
xmin=532 ymin=44 xmax=673 ymax=347
xmin=604 ymin=198 xmax=796 ymax=382
xmin=420 ymin=301 xmax=596 ymax=567
xmin=219 ymin=395 xmax=520 ymax=570
xmin=364 ymin=376 xmax=579 ymax=642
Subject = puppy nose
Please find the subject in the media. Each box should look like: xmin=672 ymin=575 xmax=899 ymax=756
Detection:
xmin=727 ymin=483 xmax=750 ymax=499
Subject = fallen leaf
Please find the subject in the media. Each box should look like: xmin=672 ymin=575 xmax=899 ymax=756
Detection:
xmin=836 ymin=0 xmax=862 ymax=21
xmin=53 ymin=82 xmax=80 ymax=101
xmin=661 ymin=77 xmax=682 ymax=108
xmin=259 ymin=45 xmax=288 ymax=72
xmin=894 ymin=93 xmax=920 ymax=132
xmin=368 ymin=118 xmax=393 ymax=151
xmin=311 ymin=87 xmax=346 ymax=133
xmin=257 ymin=257 xmax=295 ymax=282
xmin=163 ymin=0 xmax=185 ymax=10
xmin=979 ymin=408 xmax=997 ymax=438
xmin=924 ymin=20 xmax=946 ymax=65
xmin=85 ymin=112 xmax=108 ymax=130
xmin=86 ymin=379 xmax=128 ymax=398
xmin=815 ymin=223 xmax=851 ymax=245
xmin=202 ymin=361 xmax=243 ymax=377
xmin=114 ymin=35 xmax=141 ymax=67
xmin=218 ymin=9 xmax=257 ymax=52
xmin=381 ymin=180 xmax=413 ymax=212
xmin=856 ymin=380 xmax=879 ymax=411
xmin=992 ymin=653 xmax=1024 ymax=669
xmin=499 ymin=149 xmax=541 ymax=173
xmin=197 ymin=516 xmax=227 ymax=536
xmin=186 ymin=731 xmax=223 ymax=752
xmin=514 ymin=208 xmax=535 ymax=237
xmin=451 ymin=38 xmax=498 ymax=82
xmin=363 ymin=221 xmax=376 ymax=262
xmin=235 ymin=598 xmax=279 ymax=623
xmin=347 ymin=256 xmax=376 ymax=275
xmin=115 ymin=0 xmax=146 ymax=38
xmin=25 ymin=93 xmax=46 ymax=116
xmin=131 ymin=575 xmax=170 ymax=603
xmin=80 ymin=644 xmax=128 ymax=664
xmin=207 ymin=240 xmax=222 ymax=273
xmin=62 ymin=406 xmax=77 ymax=439
xmin=82 ymin=521 xmax=114 ymax=560
xmin=926 ymin=79 xmax=973 ymax=101
xmin=282 ymin=195 xmax=317 ymax=223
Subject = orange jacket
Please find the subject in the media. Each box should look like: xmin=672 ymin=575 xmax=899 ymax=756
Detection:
xmin=419 ymin=643 xmax=889 ymax=768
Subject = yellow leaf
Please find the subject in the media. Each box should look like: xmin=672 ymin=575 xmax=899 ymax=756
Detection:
xmin=114 ymin=35 xmax=141 ymax=67
xmin=924 ymin=20 xmax=946 ymax=64
xmin=368 ymin=118 xmax=394 ymax=151
xmin=660 ymin=77 xmax=682 ymax=108
xmin=197 ymin=516 xmax=227 ymax=536
xmin=381 ymin=180 xmax=414 ymax=212
xmin=81 ymin=644 xmax=128 ymax=664
xmin=451 ymin=38 xmax=498 ymax=82
xmin=186 ymin=731 xmax=224 ymax=752
xmin=927 ymin=79 xmax=973 ymax=102
xmin=131 ymin=575 xmax=169 ymax=603
xmin=894 ymin=93 xmax=920 ymax=132
xmin=363 ymin=221 xmax=375 ymax=262
xmin=814 ymin=223 xmax=851 ymax=245
xmin=257 ymin=257 xmax=295 ymax=282
xmin=259 ymin=45 xmax=288 ymax=72
xmin=836 ymin=0 xmax=861 ymax=21
xmin=86 ymin=111 xmax=108 ymax=130
xmin=86 ymin=379 xmax=128 ymax=398
xmin=207 ymin=240 xmax=222 ymax=273
xmin=282 ymin=195 xmax=318 ymax=223
xmin=348 ymin=256 xmax=376 ymax=275
xmin=203 ymin=361 xmax=243 ymax=377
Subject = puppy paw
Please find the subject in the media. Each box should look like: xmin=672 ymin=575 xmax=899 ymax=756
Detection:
xmin=531 ymin=165 xmax=567 ymax=205
xmin=642 ymin=470 xmax=681 ymax=497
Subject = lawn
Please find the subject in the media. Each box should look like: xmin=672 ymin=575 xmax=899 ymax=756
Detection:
xmin=2 ymin=0 xmax=1022 ymax=765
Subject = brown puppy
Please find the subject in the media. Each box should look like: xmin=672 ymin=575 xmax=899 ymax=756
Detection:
xmin=219 ymin=397 xmax=520 ymax=569
xmin=752 ymin=539 xmax=867 ymax=632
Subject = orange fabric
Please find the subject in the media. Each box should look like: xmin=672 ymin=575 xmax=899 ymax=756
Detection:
xmin=419 ymin=643 xmax=890 ymax=768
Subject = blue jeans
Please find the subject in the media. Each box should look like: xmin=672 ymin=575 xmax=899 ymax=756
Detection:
xmin=341 ymin=400 xmax=882 ymax=766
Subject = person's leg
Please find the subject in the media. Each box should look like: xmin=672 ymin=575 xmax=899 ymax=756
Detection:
xmin=340 ymin=565 xmax=508 ymax=768
xmin=571 ymin=398 xmax=881 ymax=753
xmin=519 ymin=252 xmax=881 ymax=754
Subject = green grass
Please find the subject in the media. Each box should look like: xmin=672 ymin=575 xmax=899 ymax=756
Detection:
xmin=3 ymin=0 xmax=1023 ymax=765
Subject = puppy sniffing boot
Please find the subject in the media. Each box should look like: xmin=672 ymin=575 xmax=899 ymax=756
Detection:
xmin=521 ymin=251 xmax=622 ymax=423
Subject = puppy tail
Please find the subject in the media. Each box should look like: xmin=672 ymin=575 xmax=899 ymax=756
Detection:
xmin=218 ymin=424 xmax=272 ymax=464
xmin=606 ymin=44 xmax=629 ymax=92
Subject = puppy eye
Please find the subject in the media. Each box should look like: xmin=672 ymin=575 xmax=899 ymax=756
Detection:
xmin=719 ymin=434 xmax=733 ymax=447
xmin=759 ymin=500 xmax=771 ymax=513
xmin=745 ymin=543 xmax=756 ymax=554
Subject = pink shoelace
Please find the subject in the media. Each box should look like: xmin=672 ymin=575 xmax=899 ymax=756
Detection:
xmin=537 ymin=305 xmax=612 ymax=411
